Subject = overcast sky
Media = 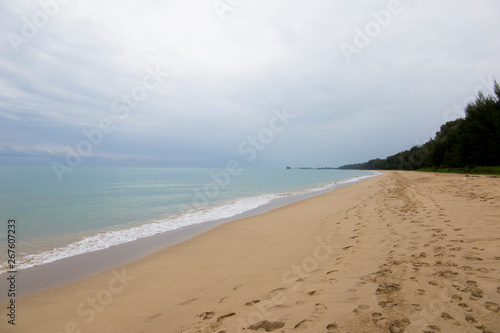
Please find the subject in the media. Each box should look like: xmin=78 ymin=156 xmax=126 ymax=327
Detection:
xmin=1 ymin=0 xmax=499 ymax=169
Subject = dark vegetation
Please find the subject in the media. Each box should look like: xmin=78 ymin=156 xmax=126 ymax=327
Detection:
xmin=339 ymin=82 xmax=500 ymax=174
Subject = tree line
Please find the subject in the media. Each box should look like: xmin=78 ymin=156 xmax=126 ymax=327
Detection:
xmin=339 ymin=82 xmax=500 ymax=171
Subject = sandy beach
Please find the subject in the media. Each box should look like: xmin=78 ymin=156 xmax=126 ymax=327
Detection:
xmin=2 ymin=171 xmax=499 ymax=333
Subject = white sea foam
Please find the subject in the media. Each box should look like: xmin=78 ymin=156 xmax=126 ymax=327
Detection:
xmin=0 ymin=172 xmax=378 ymax=274
xmin=0 ymin=193 xmax=281 ymax=273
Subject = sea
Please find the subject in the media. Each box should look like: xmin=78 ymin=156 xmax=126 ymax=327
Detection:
xmin=0 ymin=166 xmax=376 ymax=274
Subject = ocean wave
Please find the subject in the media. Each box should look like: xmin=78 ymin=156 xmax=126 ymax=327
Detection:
xmin=0 ymin=193 xmax=281 ymax=274
xmin=0 ymin=172 xmax=378 ymax=274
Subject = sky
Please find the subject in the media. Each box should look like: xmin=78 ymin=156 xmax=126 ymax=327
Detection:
xmin=0 ymin=0 xmax=499 ymax=169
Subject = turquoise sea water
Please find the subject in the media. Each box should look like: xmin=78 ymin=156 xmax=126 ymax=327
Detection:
xmin=0 ymin=166 xmax=375 ymax=273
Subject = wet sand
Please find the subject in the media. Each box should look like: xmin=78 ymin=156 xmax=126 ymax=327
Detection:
xmin=1 ymin=171 xmax=499 ymax=332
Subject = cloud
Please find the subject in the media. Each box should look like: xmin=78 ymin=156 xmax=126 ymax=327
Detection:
xmin=1 ymin=0 xmax=499 ymax=168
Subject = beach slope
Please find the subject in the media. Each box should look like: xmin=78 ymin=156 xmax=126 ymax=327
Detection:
xmin=2 ymin=171 xmax=499 ymax=332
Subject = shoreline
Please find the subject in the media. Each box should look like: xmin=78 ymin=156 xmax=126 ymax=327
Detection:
xmin=0 ymin=173 xmax=377 ymax=302
xmin=2 ymin=171 xmax=499 ymax=332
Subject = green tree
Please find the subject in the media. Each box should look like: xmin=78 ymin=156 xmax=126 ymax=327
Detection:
xmin=339 ymin=81 xmax=500 ymax=170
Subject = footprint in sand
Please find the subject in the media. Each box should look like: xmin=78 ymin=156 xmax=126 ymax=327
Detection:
xmin=265 ymin=287 xmax=286 ymax=299
xmin=451 ymin=239 xmax=465 ymax=243
xmin=425 ymin=324 xmax=441 ymax=332
xmin=376 ymin=283 xmax=401 ymax=295
xmin=199 ymin=311 xmax=215 ymax=320
xmin=388 ymin=318 xmax=411 ymax=333
xmin=413 ymin=261 xmax=430 ymax=267
xmin=437 ymin=270 xmax=458 ymax=279
xmin=315 ymin=303 xmax=328 ymax=311
xmin=467 ymin=280 xmax=478 ymax=287
xmin=354 ymin=304 xmax=370 ymax=313
xmin=347 ymin=295 xmax=360 ymax=302
xmin=462 ymin=266 xmax=475 ymax=271
xmin=465 ymin=315 xmax=478 ymax=323
xmin=374 ymin=317 xmax=390 ymax=329
xmin=217 ymin=313 xmax=236 ymax=322
xmin=294 ymin=319 xmax=313 ymax=330
xmin=307 ymin=289 xmax=323 ymax=296
xmin=464 ymin=255 xmax=483 ymax=261
xmin=378 ymin=299 xmax=396 ymax=309
xmin=412 ymin=303 xmax=422 ymax=311
xmin=247 ymin=320 xmax=285 ymax=331
xmin=485 ymin=301 xmax=499 ymax=312
xmin=464 ymin=281 xmax=484 ymax=300
xmin=326 ymin=323 xmax=338 ymax=331
xmin=440 ymin=312 xmax=460 ymax=326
